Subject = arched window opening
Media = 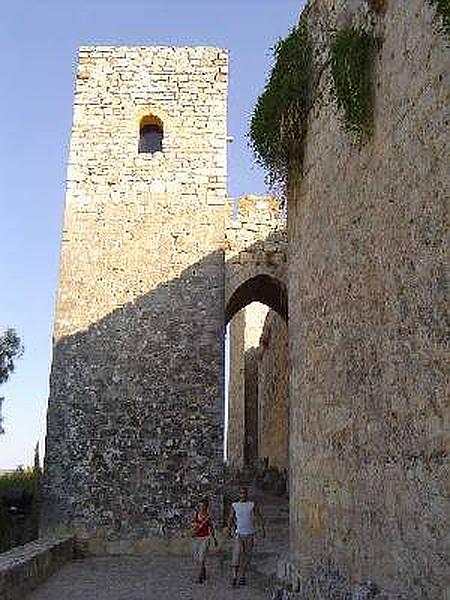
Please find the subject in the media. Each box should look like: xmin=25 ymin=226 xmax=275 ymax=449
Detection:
xmin=138 ymin=115 xmax=163 ymax=154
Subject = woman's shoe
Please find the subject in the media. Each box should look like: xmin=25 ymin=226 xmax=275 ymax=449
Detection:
xmin=197 ymin=568 xmax=206 ymax=583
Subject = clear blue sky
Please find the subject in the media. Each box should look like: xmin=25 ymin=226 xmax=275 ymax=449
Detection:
xmin=0 ymin=0 xmax=303 ymax=469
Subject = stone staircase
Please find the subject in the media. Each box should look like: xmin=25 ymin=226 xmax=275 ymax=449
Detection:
xmin=251 ymin=485 xmax=289 ymax=585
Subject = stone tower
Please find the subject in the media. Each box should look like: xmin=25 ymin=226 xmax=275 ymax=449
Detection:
xmin=43 ymin=46 xmax=228 ymax=552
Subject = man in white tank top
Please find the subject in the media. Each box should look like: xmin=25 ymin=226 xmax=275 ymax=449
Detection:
xmin=227 ymin=485 xmax=265 ymax=586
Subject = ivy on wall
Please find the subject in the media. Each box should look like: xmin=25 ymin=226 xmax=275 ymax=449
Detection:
xmin=250 ymin=15 xmax=384 ymax=188
xmin=330 ymin=27 xmax=378 ymax=137
xmin=429 ymin=0 xmax=450 ymax=37
xmin=249 ymin=22 xmax=314 ymax=191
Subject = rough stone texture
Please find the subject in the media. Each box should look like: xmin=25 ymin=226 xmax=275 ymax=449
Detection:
xmin=0 ymin=536 xmax=73 ymax=600
xmin=227 ymin=303 xmax=268 ymax=469
xmin=288 ymin=1 xmax=449 ymax=597
xmin=258 ymin=311 xmax=289 ymax=471
xmin=225 ymin=196 xmax=287 ymax=322
xmin=224 ymin=195 xmax=287 ymax=472
xmin=227 ymin=310 xmax=246 ymax=469
xmin=44 ymin=47 xmax=228 ymax=546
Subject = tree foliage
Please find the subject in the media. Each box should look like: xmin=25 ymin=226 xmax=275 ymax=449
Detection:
xmin=0 ymin=328 xmax=23 ymax=386
xmin=0 ymin=328 xmax=24 ymax=433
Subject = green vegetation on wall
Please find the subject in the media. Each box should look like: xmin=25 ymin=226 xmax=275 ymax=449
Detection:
xmin=250 ymin=21 xmax=314 ymax=190
xmin=430 ymin=0 xmax=450 ymax=36
xmin=330 ymin=27 xmax=378 ymax=137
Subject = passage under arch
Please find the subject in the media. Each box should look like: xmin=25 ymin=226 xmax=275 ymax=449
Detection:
xmin=138 ymin=115 xmax=164 ymax=154
xmin=225 ymin=274 xmax=287 ymax=324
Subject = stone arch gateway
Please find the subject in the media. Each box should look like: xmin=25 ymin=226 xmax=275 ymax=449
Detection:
xmin=224 ymin=195 xmax=287 ymax=323
xmin=225 ymin=274 xmax=287 ymax=324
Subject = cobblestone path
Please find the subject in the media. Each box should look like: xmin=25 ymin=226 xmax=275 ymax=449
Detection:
xmin=28 ymin=555 xmax=271 ymax=600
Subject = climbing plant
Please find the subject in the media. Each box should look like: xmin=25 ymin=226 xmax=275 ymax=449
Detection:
xmin=429 ymin=0 xmax=450 ymax=37
xmin=250 ymin=21 xmax=314 ymax=191
xmin=330 ymin=27 xmax=378 ymax=137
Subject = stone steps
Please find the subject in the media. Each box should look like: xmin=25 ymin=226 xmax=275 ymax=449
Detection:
xmin=248 ymin=485 xmax=289 ymax=586
xmin=222 ymin=478 xmax=289 ymax=587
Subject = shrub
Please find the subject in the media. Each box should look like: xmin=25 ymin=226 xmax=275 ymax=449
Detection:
xmin=250 ymin=21 xmax=315 ymax=192
xmin=330 ymin=27 xmax=378 ymax=137
xmin=0 ymin=468 xmax=41 ymax=553
xmin=429 ymin=0 xmax=450 ymax=37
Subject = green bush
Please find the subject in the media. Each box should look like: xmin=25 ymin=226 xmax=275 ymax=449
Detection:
xmin=0 ymin=468 xmax=41 ymax=553
xmin=250 ymin=21 xmax=314 ymax=191
xmin=430 ymin=0 xmax=450 ymax=36
xmin=330 ymin=27 xmax=378 ymax=137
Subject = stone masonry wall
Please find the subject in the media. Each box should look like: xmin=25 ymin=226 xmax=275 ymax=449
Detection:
xmin=0 ymin=536 xmax=73 ymax=600
xmin=227 ymin=311 xmax=246 ymax=470
xmin=225 ymin=196 xmax=287 ymax=321
xmin=43 ymin=47 xmax=228 ymax=551
xmin=227 ymin=302 xmax=268 ymax=469
xmin=288 ymin=1 xmax=449 ymax=597
xmin=225 ymin=195 xmax=286 ymax=470
xmin=258 ymin=311 xmax=289 ymax=471
xmin=243 ymin=303 xmax=269 ymax=464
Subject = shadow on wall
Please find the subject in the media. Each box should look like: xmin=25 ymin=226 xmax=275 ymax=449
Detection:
xmin=42 ymin=250 xmax=225 ymax=543
xmin=42 ymin=228 xmax=288 ymax=546
xmin=244 ymin=346 xmax=259 ymax=466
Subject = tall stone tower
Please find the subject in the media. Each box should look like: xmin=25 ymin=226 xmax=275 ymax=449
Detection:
xmin=43 ymin=46 xmax=228 ymax=552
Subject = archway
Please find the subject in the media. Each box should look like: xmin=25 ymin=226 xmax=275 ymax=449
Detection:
xmin=224 ymin=275 xmax=289 ymax=494
xmin=225 ymin=274 xmax=288 ymax=325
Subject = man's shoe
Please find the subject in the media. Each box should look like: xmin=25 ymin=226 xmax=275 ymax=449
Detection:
xmin=239 ymin=576 xmax=246 ymax=586
xmin=232 ymin=577 xmax=238 ymax=587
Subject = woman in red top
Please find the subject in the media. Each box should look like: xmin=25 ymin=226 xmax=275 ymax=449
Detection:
xmin=191 ymin=497 xmax=217 ymax=583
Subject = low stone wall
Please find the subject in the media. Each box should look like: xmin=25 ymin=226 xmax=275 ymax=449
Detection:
xmin=0 ymin=536 xmax=73 ymax=600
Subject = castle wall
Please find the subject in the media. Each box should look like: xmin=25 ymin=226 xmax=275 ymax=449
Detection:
xmin=227 ymin=311 xmax=246 ymax=470
xmin=225 ymin=195 xmax=287 ymax=321
xmin=43 ymin=47 xmax=228 ymax=550
xmin=243 ymin=304 xmax=269 ymax=464
xmin=225 ymin=195 xmax=286 ymax=470
xmin=227 ymin=302 xmax=268 ymax=469
xmin=258 ymin=311 xmax=289 ymax=471
xmin=288 ymin=1 xmax=449 ymax=596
